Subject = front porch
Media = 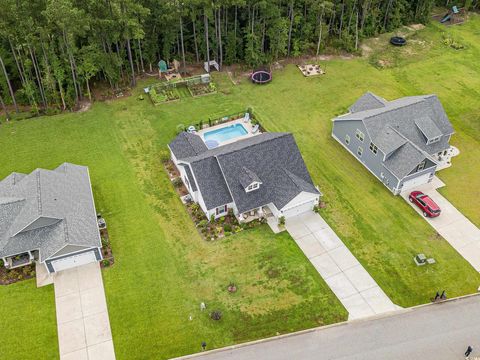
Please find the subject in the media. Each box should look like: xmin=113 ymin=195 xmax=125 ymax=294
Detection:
xmin=436 ymin=146 xmax=460 ymax=170
xmin=2 ymin=251 xmax=34 ymax=270
xmin=237 ymin=206 xmax=273 ymax=223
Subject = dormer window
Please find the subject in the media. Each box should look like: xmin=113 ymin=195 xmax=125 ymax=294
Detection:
xmin=426 ymin=136 xmax=441 ymax=145
xmin=245 ymin=182 xmax=260 ymax=193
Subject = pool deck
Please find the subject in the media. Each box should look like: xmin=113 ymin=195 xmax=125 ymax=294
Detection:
xmin=196 ymin=117 xmax=261 ymax=147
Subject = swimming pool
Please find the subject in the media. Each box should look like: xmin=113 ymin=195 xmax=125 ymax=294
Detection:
xmin=203 ymin=124 xmax=248 ymax=146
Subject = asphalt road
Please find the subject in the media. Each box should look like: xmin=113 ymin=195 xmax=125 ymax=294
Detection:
xmin=175 ymin=295 xmax=480 ymax=360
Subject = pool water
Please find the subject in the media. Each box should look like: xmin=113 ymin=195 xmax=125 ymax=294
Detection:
xmin=204 ymin=124 xmax=248 ymax=144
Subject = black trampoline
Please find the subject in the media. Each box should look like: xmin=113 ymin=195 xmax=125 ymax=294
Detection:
xmin=390 ymin=36 xmax=406 ymax=46
xmin=251 ymin=70 xmax=272 ymax=84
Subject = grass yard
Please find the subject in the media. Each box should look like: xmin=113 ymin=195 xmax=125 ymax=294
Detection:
xmin=1 ymin=15 xmax=480 ymax=360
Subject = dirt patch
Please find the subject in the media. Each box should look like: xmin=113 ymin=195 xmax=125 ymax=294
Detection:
xmin=77 ymin=101 xmax=92 ymax=113
xmin=408 ymin=23 xmax=426 ymax=31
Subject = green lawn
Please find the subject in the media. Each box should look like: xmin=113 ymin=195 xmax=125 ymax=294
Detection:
xmin=1 ymin=15 xmax=480 ymax=360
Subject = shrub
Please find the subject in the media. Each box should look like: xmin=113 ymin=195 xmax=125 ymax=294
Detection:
xmin=0 ymin=259 xmax=3 ymax=267
xmin=278 ymin=216 xmax=286 ymax=226
xmin=313 ymin=205 xmax=320 ymax=213
xmin=159 ymin=150 xmax=171 ymax=164
xmin=219 ymin=216 xmax=225 ymax=223
xmin=224 ymin=231 xmax=231 ymax=237
xmin=198 ymin=220 xmax=208 ymax=228
xmin=210 ymin=310 xmax=222 ymax=320
xmin=223 ymin=224 xmax=232 ymax=232
xmin=210 ymin=214 xmax=215 ymax=223
xmin=172 ymin=177 xmax=183 ymax=188
xmin=102 ymin=259 xmax=110 ymax=267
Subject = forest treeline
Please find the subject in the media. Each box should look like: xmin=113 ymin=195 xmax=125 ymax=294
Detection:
xmin=0 ymin=0 xmax=477 ymax=113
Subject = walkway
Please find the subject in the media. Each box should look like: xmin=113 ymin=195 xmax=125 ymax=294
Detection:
xmin=54 ymin=262 xmax=115 ymax=360
xmin=286 ymin=211 xmax=399 ymax=320
xmin=174 ymin=295 xmax=480 ymax=360
xmin=401 ymin=176 xmax=480 ymax=272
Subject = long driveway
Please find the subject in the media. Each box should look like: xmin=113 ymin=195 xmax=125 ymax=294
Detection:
xmin=401 ymin=176 xmax=480 ymax=271
xmin=285 ymin=211 xmax=399 ymax=320
xmin=54 ymin=262 xmax=116 ymax=360
xmin=173 ymin=294 xmax=480 ymax=360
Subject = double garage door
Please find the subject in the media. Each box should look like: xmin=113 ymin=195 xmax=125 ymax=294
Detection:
xmin=401 ymin=172 xmax=432 ymax=192
xmin=282 ymin=200 xmax=315 ymax=218
xmin=50 ymin=250 xmax=97 ymax=272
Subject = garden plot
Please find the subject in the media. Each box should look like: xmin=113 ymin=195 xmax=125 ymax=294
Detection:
xmin=298 ymin=64 xmax=325 ymax=77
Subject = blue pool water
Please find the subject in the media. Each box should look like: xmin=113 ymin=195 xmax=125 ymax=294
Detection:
xmin=204 ymin=124 xmax=248 ymax=145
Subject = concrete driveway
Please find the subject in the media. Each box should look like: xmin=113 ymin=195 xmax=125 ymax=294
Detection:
xmin=286 ymin=211 xmax=399 ymax=320
xmin=401 ymin=176 xmax=480 ymax=272
xmin=54 ymin=262 xmax=115 ymax=360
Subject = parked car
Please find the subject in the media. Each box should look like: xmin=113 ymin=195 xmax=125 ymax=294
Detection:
xmin=409 ymin=191 xmax=441 ymax=218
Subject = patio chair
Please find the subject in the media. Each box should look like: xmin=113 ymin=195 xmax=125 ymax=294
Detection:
xmin=252 ymin=124 xmax=259 ymax=134
xmin=243 ymin=112 xmax=250 ymax=123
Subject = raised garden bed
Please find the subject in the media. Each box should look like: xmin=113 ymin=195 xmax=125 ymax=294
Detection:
xmin=149 ymin=74 xmax=216 ymax=105
xmin=298 ymin=64 xmax=325 ymax=77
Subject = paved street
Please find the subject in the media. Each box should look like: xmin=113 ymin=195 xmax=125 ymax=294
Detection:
xmin=286 ymin=211 xmax=399 ymax=319
xmin=54 ymin=263 xmax=116 ymax=360
xmin=174 ymin=295 xmax=480 ymax=360
xmin=401 ymin=176 xmax=480 ymax=272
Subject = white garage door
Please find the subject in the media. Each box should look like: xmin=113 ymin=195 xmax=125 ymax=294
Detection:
xmin=401 ymin=173 xmax=432 ymax=191
xmin=282 ymin=201 xmax=315 ymax=218
xmin=51 ymin=251 xmax=97 ymax=272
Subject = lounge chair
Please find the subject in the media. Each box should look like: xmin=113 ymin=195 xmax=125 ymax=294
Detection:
xmin=252 ymin=124 xmax=259 ymax=134
xmin=243 ymin=112 xmax=250 ymax=123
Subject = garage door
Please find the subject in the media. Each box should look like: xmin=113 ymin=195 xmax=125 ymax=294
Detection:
xmin=282 ymin=201 xmax=314 ymax=218
xmin=401 ymin=173 xmax=432 ymax=191
xmin=51 ymin=251 xmax=97 ymax=272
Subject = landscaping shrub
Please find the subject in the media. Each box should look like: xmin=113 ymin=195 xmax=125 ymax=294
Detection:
xmin=198 ymin=220 xmax=208 ymax=228
xmin=210 ymin=310 xmax=222 ymax=320
xmin=172 ymin=177 xmax=183 ymax=188
xmin=159 ymin=150 xmax=171 ymax=164
xmin=278 ymin=216 xmax=286 ymax=226
xmin=223 ymin=224 xmax=232 ymax=232
xmin=102 ymin=259 xmax=110 ymax=267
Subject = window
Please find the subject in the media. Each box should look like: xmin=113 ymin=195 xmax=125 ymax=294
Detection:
xmin=369 ymin=142 xmax=378 ymax=155
xmin=417 ymin=160 xmax=426 ymax=172
xmin=216 ymin=205 xmax=227 ymax=216
xmin=345 ymin=134 xmax=350 ymax=145
xmin=355 ymin=129 xmax=365 ymax=142
xmin=427 ymin=136 xmax=441 ymax=145
xmin=246 ymin=182 xmax=259 ymax=192
xmin=357 ymin=146 xmax=363 ymax=157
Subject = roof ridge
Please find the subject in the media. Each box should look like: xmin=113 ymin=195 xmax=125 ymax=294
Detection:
xmin=35 ymin=171 xmax=42 ymax=215
xmin=216 ymin=133 xmax=291 ymax=158
xmin=362 ymin=96 xmax=427 ymax=121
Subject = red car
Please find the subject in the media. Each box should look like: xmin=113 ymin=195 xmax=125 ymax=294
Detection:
xmin=409 ymin=191 xmax=441 ymax=218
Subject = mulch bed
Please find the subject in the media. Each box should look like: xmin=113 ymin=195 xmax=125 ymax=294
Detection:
xmin=100 ymin=228 xmax=115 ymax=269
xmin=0 ymin=263 xmax=36 ymax=285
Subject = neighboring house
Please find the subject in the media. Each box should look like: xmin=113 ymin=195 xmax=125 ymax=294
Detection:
xmin=332 ymin=92 xmax=455 ymax=195
xmin=0 ymin=163 xmax=102 ymax=274
xmin=168 ymin=132 xmax=321 ymax=221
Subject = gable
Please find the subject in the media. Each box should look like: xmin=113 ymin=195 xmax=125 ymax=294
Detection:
xmin=15 ymin=216 xmax=61 ymax=235
xmin=349 ymin=92 xmax=387 ymax=113
xmin=49 ymin=244 xmax=90 ymax=259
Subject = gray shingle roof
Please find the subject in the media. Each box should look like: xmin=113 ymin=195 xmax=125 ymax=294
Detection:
xmin=372 ymin=126 xmax=407 ymax=155
xmin=0 ymin=163 xmax=101 ymax=262
xmin=349 ymin=92 xmax=387 ymax=113
xmin=169 ymin=132 xmax=208 ymax=160
xmin=180 ymin=133 xmax=319 ymax=214
xmin=384 ymin=142 xmax=427 ymax=179
xmin=414 ymin=116 xmax=443 ymax=141
xmin=238 ymin=167 xmax=262 ymax=189
xmin=181 ymin=164 xmax=197 ymax=192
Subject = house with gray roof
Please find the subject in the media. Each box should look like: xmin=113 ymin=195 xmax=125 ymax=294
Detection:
xmin=168 ymin=132 xmax=320 ymax=221
xmin=0 ymin=163 xmax=102 ymax=273
xmin=332 ymin=92 xmax=455 ymax=195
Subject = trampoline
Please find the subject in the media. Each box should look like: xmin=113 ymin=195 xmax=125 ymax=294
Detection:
xmin=251 ymin=70 xmax=272 ymax=84
xmin=204 ymin=139 xmax=219 ymax=149
xmin=390 ymin=36 xmax=406 ymax=46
